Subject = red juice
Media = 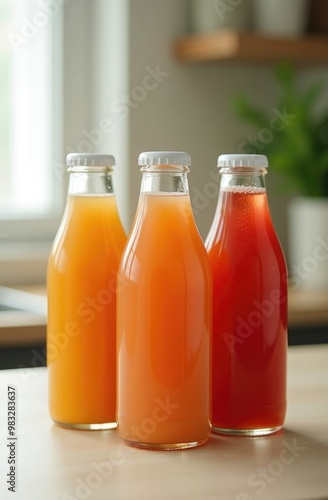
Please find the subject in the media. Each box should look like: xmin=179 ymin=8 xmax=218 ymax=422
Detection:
xmin=206 ymin=185 xmax=287 ymax=435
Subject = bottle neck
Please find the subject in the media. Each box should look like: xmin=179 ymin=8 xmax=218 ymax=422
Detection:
xmin=219 ymin=167 xmax=267 ymax=191
xmin=67 ymin=167 xmax=114 ymax=196
xmin=206 ymin=168 xmax=270 ymax=249
xmin=140 ymin=165 xmax=190 ymax=195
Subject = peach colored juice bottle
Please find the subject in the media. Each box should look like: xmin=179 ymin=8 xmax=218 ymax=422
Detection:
xmin=117 ymin=151 xmax=212 ymax=450
xmin=47 ymin=154 xmax=126 ymax=429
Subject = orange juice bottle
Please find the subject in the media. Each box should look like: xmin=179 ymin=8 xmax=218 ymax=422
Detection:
xmin=47 ymin=153 xmax=126 ymax=429
xmin=117 ymin=151 xmax=212 ymax=450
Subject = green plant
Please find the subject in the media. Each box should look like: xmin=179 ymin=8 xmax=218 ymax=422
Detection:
xmin=233 ymin=64 xmax=328 ymax=197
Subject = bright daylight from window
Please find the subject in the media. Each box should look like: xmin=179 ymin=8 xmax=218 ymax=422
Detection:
xmin=0 ymin=0 xmax=53 ymax=217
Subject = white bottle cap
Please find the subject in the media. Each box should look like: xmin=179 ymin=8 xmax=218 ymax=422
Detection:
xmin=66 ymin=153 xmax=116 ymax=167
xmin=138 ymin=151 xmax=191 ymax=167
xmin=218 ymin=154 xmax=268 ymax=168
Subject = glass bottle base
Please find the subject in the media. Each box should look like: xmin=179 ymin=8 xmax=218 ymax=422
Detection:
xmin=120 ymin=437 xmax=208 ymax=451
xmin=53 ymin=420 xmax=117 ymax=431
xmin=212 ymin=425 xmax=282 ymax=437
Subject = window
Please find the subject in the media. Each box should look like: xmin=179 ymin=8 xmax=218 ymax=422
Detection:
xmin=0 ymin=0 xmax=63 ymax=244
xmin=0 ymin=0 xmax=128 ymax=285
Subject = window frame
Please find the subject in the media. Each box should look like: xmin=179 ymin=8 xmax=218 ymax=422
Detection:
xmin=0 ymin=3 xmax=65 ymax=275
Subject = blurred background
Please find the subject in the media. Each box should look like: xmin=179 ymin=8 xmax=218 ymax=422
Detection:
xmin=0 ymin=0 xmax=328 ymax=366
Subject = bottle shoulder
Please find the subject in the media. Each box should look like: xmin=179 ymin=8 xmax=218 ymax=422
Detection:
xmin=206 ymin=197 xmax=286 ymax=273
xmin=49 ymin=196 xmax=126 ymax=263
xmin=120 ymin=194 xmax=210 ymax=278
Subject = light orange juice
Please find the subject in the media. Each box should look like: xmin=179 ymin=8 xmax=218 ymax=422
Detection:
xmin=117 ymin=193 xmax=211 ymax=448
xmin=47 ymin=194 xmax=126 ymax=428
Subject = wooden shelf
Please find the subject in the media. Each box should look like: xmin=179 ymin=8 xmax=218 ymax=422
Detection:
xmin=174 ymin=30 xmax=328 ymax=63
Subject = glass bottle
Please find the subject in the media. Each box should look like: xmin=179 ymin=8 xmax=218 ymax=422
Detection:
xmin=117 ymin=151 xmax=212 ymax=450
xmin=205 ymin=154 xmax=287 ymax=436
xmin=47 ymin=153 xmax=126 ymax=429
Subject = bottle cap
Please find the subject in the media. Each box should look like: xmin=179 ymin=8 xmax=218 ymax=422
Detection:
xmin=66 ymin=153 xmax=116 ymax=167
xmin=138 ymin=151 xmax=191 ymax=167
xmin=218 ymin=154 xmax=268 ymax=168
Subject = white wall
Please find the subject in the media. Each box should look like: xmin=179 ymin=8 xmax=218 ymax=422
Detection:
xmin=127 ymin=0 xmax=287 ymax=243
xmin=89 ymin=0 xmax=130 ymax=229
xmin=87 ymin=0 xmax=328 ymax=256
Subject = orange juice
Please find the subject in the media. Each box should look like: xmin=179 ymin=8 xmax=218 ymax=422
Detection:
xmin=48 ymin=192 xmax=126 ymax=428
xmin=117 ymin=190 xmax=211 ymax=449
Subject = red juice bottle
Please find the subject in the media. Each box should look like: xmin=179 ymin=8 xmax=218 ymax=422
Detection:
xmin=205 ymin=154 xmax=287 ymax=436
